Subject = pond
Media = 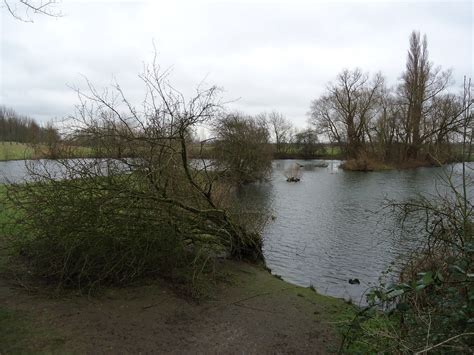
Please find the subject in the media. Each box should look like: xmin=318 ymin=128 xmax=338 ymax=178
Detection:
xmin=0 ymin=159 xmax=132 ymax=184
xmin=1 ymin=158 xmax=471 ymax=304
xmin=0 ymin=160 xmax=33 ymax=183
xmin=236 ymin=160 xmax=472 ymax=304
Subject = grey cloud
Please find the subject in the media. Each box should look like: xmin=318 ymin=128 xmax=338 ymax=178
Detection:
xmin=1 ymin=0 xmax=472 ymax=127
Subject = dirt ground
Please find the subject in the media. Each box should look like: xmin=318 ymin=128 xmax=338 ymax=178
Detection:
xmin=0 ymin=260 xmax=353 ymax=354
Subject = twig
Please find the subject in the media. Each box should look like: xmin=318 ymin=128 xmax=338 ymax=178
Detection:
xmin=414 ymin=332 xmax=474 ymax=354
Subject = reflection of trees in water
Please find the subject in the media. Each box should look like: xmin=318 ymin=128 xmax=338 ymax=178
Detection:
xmin=230 ymin=183 xmax=274 ymax=234
xmin=273 ymin=161 xmax=285 ymax=171
xmin=284 ymin=163 xmax=303 ymax=181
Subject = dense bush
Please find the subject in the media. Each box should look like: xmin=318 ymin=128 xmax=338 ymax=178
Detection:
xmin=10 ymin=176 xmax=205 ymax=289
xmin=213 ymin=113 xmax=273 ymax=185
xmin=5 ymin=61 xmax=263 ymax=293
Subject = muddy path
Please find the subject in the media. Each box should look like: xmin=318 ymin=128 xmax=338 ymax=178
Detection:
xmin=0 ymin=261 xmax=354 ymax=354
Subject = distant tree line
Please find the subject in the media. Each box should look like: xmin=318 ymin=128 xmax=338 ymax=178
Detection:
xmin=0 ymin=105 xmax=59 ymax=144
xmin=64 ymin=31 xmax=471 ymax=168
xmin=191 ymin=111 xmax=329 ymax=162
xmin=203 ymin=32 xmax=472 ymax=165
xmin=264 ymin=111 xmax=327 ymax=159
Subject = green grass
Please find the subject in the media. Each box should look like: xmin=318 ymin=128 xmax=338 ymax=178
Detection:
xmin=0 ymin=141 xmax=97 ymax=161
xmin=0 ymin=142 xmax=35 ymax=161
xmin=337 ymin=309 xmax=400 ymax=353
xmin=323 ymin=145 xmax=342 ymax=157
xmin=0 ymin=184 xmax=21 ymax=237
xmin=69 ymin=145 xmax=95 ymax=157
xmin=0 ymin=185 xmax=65 ymax=352
xmin=0 ymin=184 xmax=17 ymax=270
xmin=0 ymin=184 xmax=13 ymax=238
xmin=0 ymin=184 xmax=27 ymax=271
xmin=272 ymin=144 xmax=344 ymax=160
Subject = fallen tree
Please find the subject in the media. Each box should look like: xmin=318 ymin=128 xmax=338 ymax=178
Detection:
xmin=6 ymin=58 xmax=263 ymax=292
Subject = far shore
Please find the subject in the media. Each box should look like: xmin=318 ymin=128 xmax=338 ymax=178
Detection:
xmin=1 ymin=142 xmax=471 ymax=173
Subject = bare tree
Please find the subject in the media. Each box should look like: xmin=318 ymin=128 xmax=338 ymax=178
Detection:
xmin=399 ymin=31 xmax=452 ymax=159
xmin=309 ymin=69 xmax=384 ymax=159
xmin=7 ymin=58 xmax=264 ymax=290
xmin=267 ymin=111 xmax=293 ymax=154
xmin=3 ymin=0 xmax=61 ymax=22
xmin=308 ymin=32 xmax=466 ymax=168
xmin=372 ymin=87 xmax=403 ymax=161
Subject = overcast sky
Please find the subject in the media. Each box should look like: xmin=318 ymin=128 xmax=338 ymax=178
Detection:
xmin=0 ymin=0 xmax=472 ymax=127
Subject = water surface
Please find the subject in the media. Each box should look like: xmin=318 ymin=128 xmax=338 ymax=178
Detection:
xmin=237 ymin=160 xmax=472 ymax=304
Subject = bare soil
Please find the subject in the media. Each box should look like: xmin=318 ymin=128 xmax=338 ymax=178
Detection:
xmin=0 ymin=260 xmax=353 ymax=354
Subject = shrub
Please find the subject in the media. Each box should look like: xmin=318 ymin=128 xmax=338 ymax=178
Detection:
xmin=213 ymin=113 xmax=273 ymax=185
xmin=5 ymin=60 xmax=263 ymax=293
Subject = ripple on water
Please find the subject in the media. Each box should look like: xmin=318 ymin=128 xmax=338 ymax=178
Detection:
xmin=257 ymin=160 xmax=472 ymax=304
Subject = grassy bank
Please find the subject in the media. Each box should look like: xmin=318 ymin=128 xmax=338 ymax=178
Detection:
xmin=0 ymin=142 xmax=35 ymax=161
xmin=188 ymin=143 xmax=344 ymax=161
xmin=0 ymin=141 xmax=95 ymax=161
